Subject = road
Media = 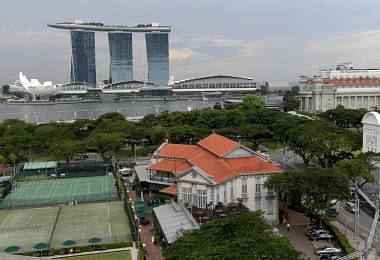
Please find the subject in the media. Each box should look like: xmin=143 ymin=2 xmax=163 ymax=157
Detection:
xmin=259 ymin=145 xmax=306 ymax=171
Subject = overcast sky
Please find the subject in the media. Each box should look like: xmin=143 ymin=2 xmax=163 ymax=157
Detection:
xmin=2 ymin=0 xmax=380 ymax=84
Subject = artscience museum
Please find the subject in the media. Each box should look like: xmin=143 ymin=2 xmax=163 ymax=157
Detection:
xmin=8 ymin=72 xmax=88 ymax=100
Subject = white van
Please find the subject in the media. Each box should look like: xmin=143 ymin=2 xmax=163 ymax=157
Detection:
xmin=345 ymin=201 xmax=357 ymax=213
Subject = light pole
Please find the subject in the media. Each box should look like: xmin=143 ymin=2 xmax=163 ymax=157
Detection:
xmin=345 ymin=219 xmax=354 ymax=236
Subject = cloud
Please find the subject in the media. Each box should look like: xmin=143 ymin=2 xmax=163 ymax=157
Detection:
xmin=169 ymin=48 xmax=197 ymax=60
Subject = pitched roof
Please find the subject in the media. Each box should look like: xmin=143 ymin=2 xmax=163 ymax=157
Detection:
xmin=197 ymin=133 xmax=239 ymax=157
xmin=150 ymin=134 xmax=282 ymax=184
xmin=159 ymin=185 xmax=177 ymax=195
xmin=225 ymin=157 xmax=282 ymax=174
xmin=148 ymin=159 xmax=192 ymax=174
xmin=155 ymin=144 xmax=198 ymax=159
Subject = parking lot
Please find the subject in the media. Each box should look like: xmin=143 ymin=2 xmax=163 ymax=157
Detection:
xmin=279 ymin=208 xmax=343 ymax=259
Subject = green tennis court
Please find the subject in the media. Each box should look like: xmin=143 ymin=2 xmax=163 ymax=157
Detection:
xmin=0 ymin=201 xmax=132 ymax=253
xmin=0 ymin=176 xmax=118 ymax=209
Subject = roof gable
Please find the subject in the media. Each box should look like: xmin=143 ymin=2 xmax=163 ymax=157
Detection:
xmin=197 ymin=133 xmax=239 ymax=157
xmin=223 ymin=146 xmax=255 ymax=158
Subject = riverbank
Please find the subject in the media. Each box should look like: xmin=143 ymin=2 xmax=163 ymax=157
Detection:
xmin=4 ymin=98 xmax=100 ymax=105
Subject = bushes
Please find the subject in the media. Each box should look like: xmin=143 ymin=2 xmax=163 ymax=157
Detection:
xmin=322 ymin=219 xmax=355 ymax=255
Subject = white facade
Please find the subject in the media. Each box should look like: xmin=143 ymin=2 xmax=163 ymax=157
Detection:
xmin=298 ymin=65 xmax=380 ymax=112
xmin=362 ymin=111 xmax=380 ymax=197
xmin=176 ymin=169 xmax=278 ymax=222
xmin=362 ymin=111 xmax=380 ymax=153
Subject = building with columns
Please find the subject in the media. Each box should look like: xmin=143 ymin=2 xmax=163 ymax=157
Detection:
xmin=146 ymin=133 xmax=283 ymax=222
xmin=298 ymin=64 xmax=380 ymax=112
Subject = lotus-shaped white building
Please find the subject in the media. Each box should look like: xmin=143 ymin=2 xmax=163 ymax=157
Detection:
xmin=17 ymin=72 xmax=58 ymax=98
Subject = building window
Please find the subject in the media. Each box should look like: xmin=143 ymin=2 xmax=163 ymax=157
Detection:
xmin=242 ymin=181 xmax=248 ymax=198
xmin=267 ymin=198 xmax=274 ymax=215
xmin=255 ymin=183 xmax=261 ymax=193
xmin=224 ymin=189 xmax=227 ymax=203
xmin=197 ymin=189 xmax=207 ymax=208
xmin=255 ymin=198 xmax=261 ymax=210
xmin=182 ymin=187 xmax=192 ymax=204
xmin=231 ymin=186 xmax=234 ymax=200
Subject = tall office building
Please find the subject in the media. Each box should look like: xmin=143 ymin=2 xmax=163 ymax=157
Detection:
xmin=108 ymin=32 xmax=133 ymax=83
xmin=70 ymin=30 xmax=96 ymax=85
xmin=145 ymin=33 xmax=169 ymax=86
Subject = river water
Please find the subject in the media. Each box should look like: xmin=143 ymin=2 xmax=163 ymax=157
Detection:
xmin=0 ymin=99 xmax=220 ymax=123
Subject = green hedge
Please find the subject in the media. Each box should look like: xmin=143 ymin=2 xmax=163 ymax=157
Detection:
xmin=19 ymin=241 xmax=133 ymax=256
xmin=322 ymin=219 xmax=355 ymax=255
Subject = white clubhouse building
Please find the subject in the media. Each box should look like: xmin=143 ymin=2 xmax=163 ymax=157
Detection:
xmin=148 ymin=133 xmax=283 ymax=222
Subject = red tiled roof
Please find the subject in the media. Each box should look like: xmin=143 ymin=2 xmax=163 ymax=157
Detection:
xmin=225 ymin=156 xmax=282 ymax=174
xmin=159 ymin=185 xmax=177 ymax=195
xmin=147 ymin=159 xmax=192 ymax=174
xmin=304 ymin=77 xmax=380 ymax=86
xmin=150 ymin=134 xmax=283 ymax=184
xmin=156 ymin=144 xmax=198 ymax=159
xmin=197 ymin=133 xmax=239 ymax=157
xmin=325 ymin=78 xmax=380 ymax=85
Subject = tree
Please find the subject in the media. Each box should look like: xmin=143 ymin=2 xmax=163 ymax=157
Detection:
xmin=85 ymin=132 xmax=125 ymax=160
xmin=241 ymin=94 xmax=265 ymax=110
xmin=213 ymin=102 xmax=223 ymax=110
xmin=282 ymin=91 xmax=300 ymax=112
xmin=265 ymin=168 xmax=350 ymax=221
xmin=163 ymin=210 xmax=302 ymax=260
xmin=50 ymin=140 xmax=85 ymax=164
xmin=148 ymin=125 xmax=168 ymax=145
xmin=333 ymin=152 xmax=376 ymax=188
xmin=0 ymin=119 xmax=34 ymax=164
xmin=240 ymin=124 xmax=271 ymax=145
xmin=286 ymin=120 xmax=361 ymax=167
xmin=285 ymin=122 xmax=325 ymax=166
xmin=322 ymin=105 xmax=367 ymax=131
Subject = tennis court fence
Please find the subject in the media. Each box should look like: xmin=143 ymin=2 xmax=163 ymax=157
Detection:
xmin=0 ymin=191 xmax=119 ymax=209
xmin=18 ymin=161 xmax=113 ymax=181
xmin=1 ymin=234 xmax=134 ymax=253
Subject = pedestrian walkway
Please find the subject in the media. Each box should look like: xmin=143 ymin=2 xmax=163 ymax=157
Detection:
xmin=280 ymin=208 xmax=318 ymax=260
xmin=125 ymin=180 xmax=162 ymax=260
xmin=330 ymin=220 xmax=377 ymax=260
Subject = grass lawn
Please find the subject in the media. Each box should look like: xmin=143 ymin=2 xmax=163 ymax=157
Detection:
xmin=61 ymin=251 xmax=131 ymax=260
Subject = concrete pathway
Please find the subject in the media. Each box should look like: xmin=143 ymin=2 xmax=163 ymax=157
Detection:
xmin=279 ymin=208 xmax=318 ymax=260
xmin=49 ymin=247 xmax=131 ymax=259
xmin=125 ymin=180 xmax=162 ymax=260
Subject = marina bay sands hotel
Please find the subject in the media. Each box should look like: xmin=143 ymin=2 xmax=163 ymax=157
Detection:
xmin=48 ymin=21 xmax=170 ymax=86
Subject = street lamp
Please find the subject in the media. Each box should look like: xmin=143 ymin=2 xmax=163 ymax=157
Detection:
xmin=345 ymin=219 xmax=354 ymax=236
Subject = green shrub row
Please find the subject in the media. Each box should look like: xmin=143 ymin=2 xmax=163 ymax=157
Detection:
xmin=323 ymin=219 xmax=355 ymax=255
xmin=19 ymin=241 xmax=133 ymax=257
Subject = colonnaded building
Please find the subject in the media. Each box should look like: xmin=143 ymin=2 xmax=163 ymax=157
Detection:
xmin=298 ymin=63 xmax=380 ymax=112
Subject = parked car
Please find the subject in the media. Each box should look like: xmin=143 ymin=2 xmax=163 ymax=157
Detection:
xmin=315 ymin=247 xmax=342 ymax=256
xmin=120 ymin=167 xmax=133 ymax=176
xmin=345 ymin=201 xmax=357 ymax=213
xmin=326 ymin=207 xmax=339 ymax=217
xmin=309 ymin=233 xmax=335 ymax=241
xmin=306 ymin=229 xmax=329 ymax=237
xmin=320 ymin=255 xmax=342 ymax=260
